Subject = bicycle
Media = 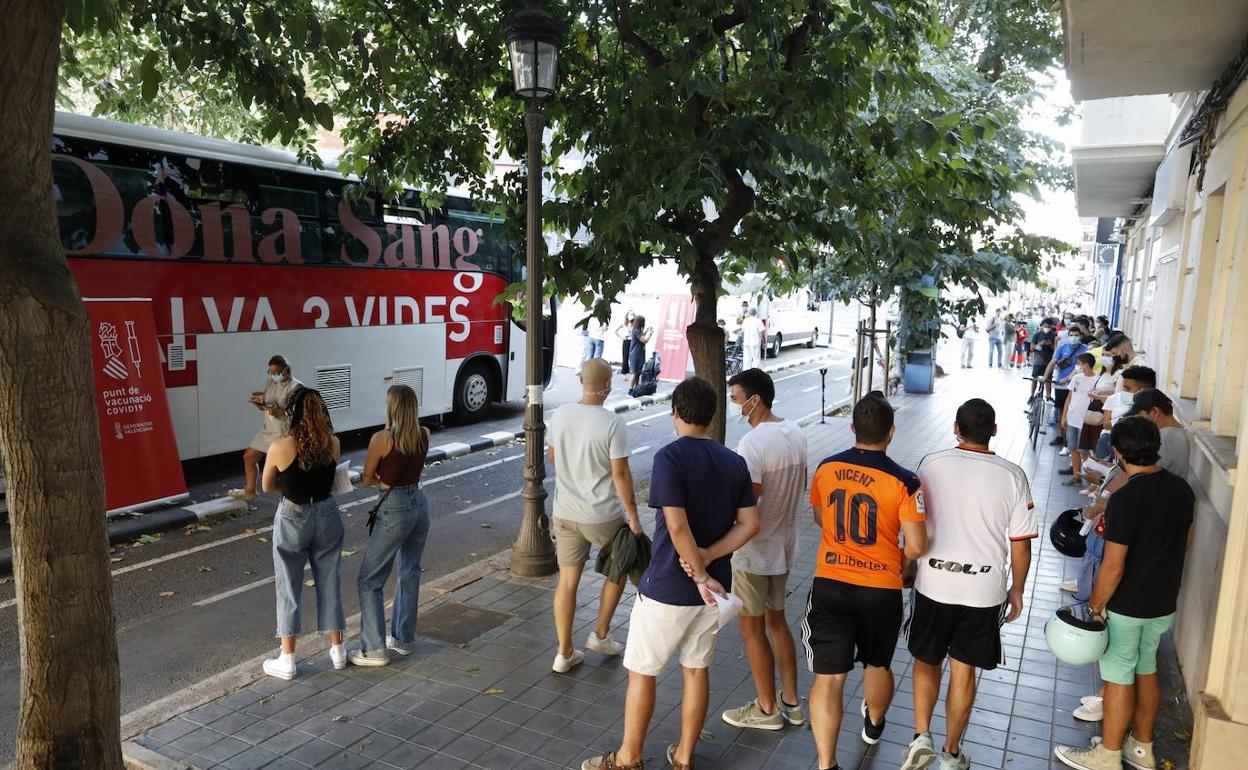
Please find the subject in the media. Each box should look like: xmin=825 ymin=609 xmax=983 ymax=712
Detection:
xmin=1023 ymin=377 xmax=1050 ymax=449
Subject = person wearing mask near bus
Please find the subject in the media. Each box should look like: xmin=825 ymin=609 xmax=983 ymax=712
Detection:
xmin=628 ymin=315 xmax=654 ymax=392
xmin=260 ymin=388 xmax=346 ymax=679
xmin=351 ymin=384 xmax=432 ymax=666
xmin=616 ymin=310 xmax=637 ymax=377
xmin=231 ymin=355 xmax=301 ymax=501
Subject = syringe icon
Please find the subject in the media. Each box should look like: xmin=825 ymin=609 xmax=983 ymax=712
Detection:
xmin=125 ymin=320 xmax=141 ymax=376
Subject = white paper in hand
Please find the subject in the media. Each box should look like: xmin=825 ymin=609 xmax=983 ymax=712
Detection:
xmin=1080 ymin=458 xmax=1111 ymax=478
xmin=712 ymin=591 xmax=743 ymax=630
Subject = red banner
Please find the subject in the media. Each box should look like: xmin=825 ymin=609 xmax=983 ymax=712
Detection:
xmin=85 ymin=299 xmax=188 ymax=514
xmin=655 ymin=294 xmax=697 ymax=382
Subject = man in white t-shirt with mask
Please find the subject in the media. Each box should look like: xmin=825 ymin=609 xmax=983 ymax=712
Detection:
xmin=716 ymin=367 xmax=809 ymax=731
xmin=547 ymin=358 xmax=642 ymax=673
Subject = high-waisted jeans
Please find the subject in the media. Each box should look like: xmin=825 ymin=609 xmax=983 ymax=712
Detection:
xmin=272 ymin=497 xmax=345 ymax=637
xmin=358 ymin=486 xmax=431 ymax=653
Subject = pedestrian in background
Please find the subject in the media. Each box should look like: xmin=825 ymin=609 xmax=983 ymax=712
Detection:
xmin=231 ymin=354 xmax=301 ymax=501
xmin=260 ymin=388 xmax=346 ymax=679
xmin=1054 ymin=417 xmax=1194 ymax=770
xmin=717 ymin=369 xmax=808 ymax=732
xmin=959 ymin=320 xmax=979 ymax=368
xmin=616 ymin=310 xmax=637 ymax=377
xmin=741 ymin=307 xmax=766 ymax=371
xmin=805 ymin=392 xmax=927 ymax=770
xmin=1011 ymin=320 xmax=1029 ymax=368
xmin=986 ymin=308 xmax=1005 ymax=367
xmin=583 ymin=377 xmax=760 ymax=770
xmin=903 ymin=398 xmax=1035 ymax=770
xmin=628 ymin=315 xmax=653 ymax=393
xmin=547 ymin=358 xmax=641 ymax=673
xmin=351 ymin=384 xmax=432 ymax=666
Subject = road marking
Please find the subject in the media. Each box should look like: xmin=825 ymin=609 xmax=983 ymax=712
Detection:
xmin=628 ymin=410 xmax=670 ymax=426
xmin=111 ymin=526 xmax=276 ymax=578
xmin=193 ymin=575 xmax=276 ymax=607
xmin=802 ymin=385 xmax=819 ymax=393
xmin=424 ymin=452 xmax=525 ymax=485
xmin=454 ymin=444 xmax=653 ymax=516
xmin=773 ymin=368 xmax=821 ymax=384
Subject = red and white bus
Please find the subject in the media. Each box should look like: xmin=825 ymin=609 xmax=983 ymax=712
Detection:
xmin=52 ymin=113 xmax=547 ymax=460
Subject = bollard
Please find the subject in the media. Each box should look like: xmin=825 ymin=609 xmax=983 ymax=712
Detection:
xmin=819 ymin=367 xmax=828 ymax=423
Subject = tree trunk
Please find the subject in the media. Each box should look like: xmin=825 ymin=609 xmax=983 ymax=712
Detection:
xmin=0 ymin=2 xmax=125 ymax=767
xmin=867 ymin=289 xmax=878 ymax=393
xmin=687 ymin=257 xmax=727 ymax=442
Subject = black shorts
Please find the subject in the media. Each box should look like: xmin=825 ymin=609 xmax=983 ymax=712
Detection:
xmin=906 ymin=591 xmax=1006 ymax=670
xmin=1031 ymin=359 xmax=1050 ymax=378
xmin=802 ymin=577 xmax=903 ymax=675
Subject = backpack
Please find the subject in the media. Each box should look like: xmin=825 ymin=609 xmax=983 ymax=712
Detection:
xmin=629 ymin=352 xmax=661 ymax=397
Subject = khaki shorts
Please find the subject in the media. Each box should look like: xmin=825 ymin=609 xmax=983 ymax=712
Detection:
xmin=622 ymin=594 xmax=719 ymax=676
xmin=732 ymin=570 xmax=789 ymax=617
xmin=551 ymin=516 xmax=626 ymax=566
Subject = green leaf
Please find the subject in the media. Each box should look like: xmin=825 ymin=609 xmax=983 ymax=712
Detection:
xmin=139 ymin=51 xmax=161 ymax=103
xmin=323 ymin=19 xmax=351 ymax=52
xmin=314 ymin=102 xmax=335 ymax=131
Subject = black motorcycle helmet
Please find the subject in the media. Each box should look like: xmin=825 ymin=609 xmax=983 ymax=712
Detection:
xmin=1050 ymin=508 xmax=1087 ymax=558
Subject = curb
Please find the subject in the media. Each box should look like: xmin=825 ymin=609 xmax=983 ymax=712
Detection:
xmin=0 ymin=497 xmax=248 ymax=578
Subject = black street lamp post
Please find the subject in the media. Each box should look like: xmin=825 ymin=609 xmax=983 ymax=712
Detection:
xmin=505 ymin=1 xmax=562 ymax=577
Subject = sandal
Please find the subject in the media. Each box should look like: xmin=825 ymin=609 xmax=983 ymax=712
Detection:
xmin=227 ymin=488 xmax=256 ymax=501
xmin=581 ymin=752 xmax=644 ymax=770
xmin=666 ymin=745 xmax=693 ymax=770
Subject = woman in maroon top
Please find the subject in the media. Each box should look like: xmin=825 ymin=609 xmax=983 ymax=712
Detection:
xmin=351 ymin=384 xmax=431 ymax=665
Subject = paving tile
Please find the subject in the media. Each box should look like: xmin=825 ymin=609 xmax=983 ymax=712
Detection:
xmin=286 ymin=737 xmax=342 ymax=766
xmin=218 ymin=745 xmax=278 ymax=770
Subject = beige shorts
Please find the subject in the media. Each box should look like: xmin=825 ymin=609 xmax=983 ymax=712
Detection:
xmin=551 ymin=516 xmax=626 ymax=566
xmin=732 ymin=570 xmax=789 ymax=617
xmin=622 ymin=594 xmax=719 ymax=676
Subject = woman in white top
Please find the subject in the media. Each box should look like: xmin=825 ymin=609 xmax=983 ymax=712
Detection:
xmin=230 ymin=355 xmax=302 ymax=501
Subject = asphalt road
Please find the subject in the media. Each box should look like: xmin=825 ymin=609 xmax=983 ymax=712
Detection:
xmin=0 ymin=344 xmax=858 ymax=762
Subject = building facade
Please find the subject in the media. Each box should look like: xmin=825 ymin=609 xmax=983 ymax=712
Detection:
xmin=1062 ymin=2 xmax=1248 ymax=765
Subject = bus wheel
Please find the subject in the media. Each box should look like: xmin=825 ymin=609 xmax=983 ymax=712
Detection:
xmin=453 ymin=361 xmax=493 ymax=423
xmin=768 ymin=334 xmax=782 ymax=358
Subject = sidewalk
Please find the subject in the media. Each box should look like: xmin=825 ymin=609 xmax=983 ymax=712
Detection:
xmin=126 ymin=364 xmax=1193 ymax=770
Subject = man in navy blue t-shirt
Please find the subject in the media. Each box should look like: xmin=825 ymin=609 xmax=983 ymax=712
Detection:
xmin=584 ymin=377 xmax=760 ymax=770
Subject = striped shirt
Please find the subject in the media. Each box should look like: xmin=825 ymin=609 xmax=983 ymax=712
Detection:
xmin=731 ymin=420 xmax=808 ymax=576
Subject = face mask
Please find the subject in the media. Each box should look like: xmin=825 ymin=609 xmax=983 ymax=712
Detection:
xmin=1101 ymin=356 xmax=1113 ymax=367
xmin=739 ymin=396 xmax=758 ymax=423
xmin=269 ymin=373 xmax=283 ymax=383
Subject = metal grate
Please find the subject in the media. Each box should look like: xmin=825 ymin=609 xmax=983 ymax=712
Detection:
xmin=166 ymin=343 xmax=186 ymax=371
xmin=392 ymin=366 xmax=424 ymax=403
xmin=316 ymin=365 xmax=351 ymax=411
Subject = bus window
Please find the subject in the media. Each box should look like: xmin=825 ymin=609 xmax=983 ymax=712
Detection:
xmin=258 ymin=182 xmax=323 ymax=264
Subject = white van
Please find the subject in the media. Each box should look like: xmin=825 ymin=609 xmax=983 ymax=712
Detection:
xmin=721 ymin=274 xmax=825 ymax=358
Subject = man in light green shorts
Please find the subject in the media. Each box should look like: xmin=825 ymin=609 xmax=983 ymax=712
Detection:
xmin=1054 ymin=417 xmax=1194 ymax=770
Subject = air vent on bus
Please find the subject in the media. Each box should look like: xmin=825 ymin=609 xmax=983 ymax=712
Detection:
xmin=166 ymin=343 xmax=186 ymax=371
xmin=316 ymin=365 xmax=352 ymax=411
xmin=392 ymin=366 xmax=425 ymax=403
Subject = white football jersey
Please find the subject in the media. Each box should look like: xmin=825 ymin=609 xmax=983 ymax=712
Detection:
xmin=915 ymin=446 xmax=1036 ymax=608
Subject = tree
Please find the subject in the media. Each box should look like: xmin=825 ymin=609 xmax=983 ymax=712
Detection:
xmin=1 ymin=1 xmax=125 ymax=766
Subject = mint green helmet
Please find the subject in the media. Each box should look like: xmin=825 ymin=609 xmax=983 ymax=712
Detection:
xmin=1045 ymin=606 xmax=1107 ymax=666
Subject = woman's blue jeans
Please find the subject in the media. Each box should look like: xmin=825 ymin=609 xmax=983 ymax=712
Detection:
xmin=358 ymin=486 xmax=431 ymax=653
xmin=272 ymin=498 xmax=345 ymax=637
xmin=1076 ymin=528 xmax=1105 ymax=603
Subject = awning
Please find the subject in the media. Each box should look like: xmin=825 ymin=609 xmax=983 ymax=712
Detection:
xmin=1063 ymin=0 xmax=1248 ymax=100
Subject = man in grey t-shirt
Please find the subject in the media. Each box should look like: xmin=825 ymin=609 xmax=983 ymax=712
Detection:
xmin=547 ymin=358 xmax=642 ymax=673
xmin=1125 ymin=389 xmax=1190 ymax=476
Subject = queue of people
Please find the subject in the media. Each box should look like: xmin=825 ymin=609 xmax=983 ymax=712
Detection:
xmin=233 ymin=342 xmax=1192 ymax=770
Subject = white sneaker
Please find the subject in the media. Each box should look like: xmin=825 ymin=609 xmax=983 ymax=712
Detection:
xmin=1060 ymin=579 xmax=1079 ymax=593
xmin=1059 ymin=447 xmax=1071 ymax=456
xmin=263 ymin=654 xmax=296 ymax=680
xmin=552 ymin=649 xmax=584 ymax=673
xmin=329 ymin=644 xmax=347 ymax=670
xmin=1054 ymin=742 xmax=1122 ymax=770
xmin=721 ymin=699 xmax=784 ymax=731
xmin=1073 ymin=695 xmax=1103 ymax=722
xmin=386 ymin=635 xmax=413 ymax=656
xmin=901 ymin=731 xmax=937 ymax=770
xmin=349 ymin=648 xmax=390 ymax=667
xmin=1123 ymin=733 xmax=1156 ymax=770
xmin=777 ymin=689 xmax=805 ymax=726
xmin=585 ymin=632 xmax=623 ymax=656
xmin=937 ymin=750 xmax=970 ymax=770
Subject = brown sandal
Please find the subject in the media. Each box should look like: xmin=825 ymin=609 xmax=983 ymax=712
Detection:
xmin=666 ymin=744 xmax=693 ymax=770
xmin=582 ymin=751 xmax=644 ymax=770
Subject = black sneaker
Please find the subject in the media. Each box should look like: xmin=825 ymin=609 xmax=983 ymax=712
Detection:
xmin=861 ymin=700 xmax=885 ymax=745
xmin=1048 ymin=435 xmax=1065 ymax=446
xmin=1058 ymin=468 xmax=1074 ymax=476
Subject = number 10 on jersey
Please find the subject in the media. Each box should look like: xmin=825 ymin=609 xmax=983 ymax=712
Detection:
xmin=828 ymin=489 xmax=878 ymax=546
